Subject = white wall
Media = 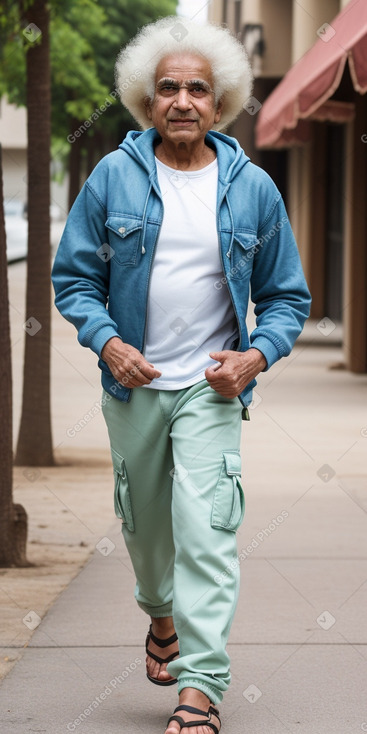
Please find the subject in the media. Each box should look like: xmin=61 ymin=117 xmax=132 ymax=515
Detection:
xmin=291 ymin=0 xmax=339 ymax=63
xmin=0 ymin=99 xmax=27 ymax=148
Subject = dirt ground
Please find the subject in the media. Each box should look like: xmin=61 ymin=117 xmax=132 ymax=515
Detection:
xmin=0 ymin=448 xmax=116 ymax=680
xmin=2 ymin=259 xmax=120 ymax=680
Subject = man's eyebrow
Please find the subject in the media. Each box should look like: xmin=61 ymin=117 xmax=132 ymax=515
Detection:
xmin=188 ymin=79 xmax=212 ymax=88
xmin=156 ymin=77 xmax=179 ymax=86
xmin=156 ymin=77 xmax=212 ymax=87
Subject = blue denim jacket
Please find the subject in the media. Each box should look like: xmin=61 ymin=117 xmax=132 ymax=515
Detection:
xmin=51 ymin=127 xmax=311 ymax=414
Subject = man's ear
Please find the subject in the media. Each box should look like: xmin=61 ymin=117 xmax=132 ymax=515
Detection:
xmin=214 ymin=97 xmax=223 ymax=125
xmin=144 ymin=96 xmax=153 ymax=120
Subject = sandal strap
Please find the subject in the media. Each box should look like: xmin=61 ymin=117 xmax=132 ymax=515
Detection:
xmin=166 ymin=715 xmax=220 ymax=734
xmin=167 ymin=714 xmax=220 ymax=732
xmin=167 ymin=704 xmax=221 ymax=733
xmin=147 ymin=624 xmax=178 ymax=648
xmin=145 ymin=626 xmax=179 ymax=666
xmin=173 ymin=704 xmax=209 ymax=716
xmin=209 ymin=705 xmax=221 ymax=721
xmin=173 ymin=704 xmax=220 ymax=720
xmin=145 ymin=647 xmax=179 ymax=665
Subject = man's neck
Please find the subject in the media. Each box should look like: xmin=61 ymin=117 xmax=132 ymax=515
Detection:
xmin=154 ymin=140 xmax=216 ymax=171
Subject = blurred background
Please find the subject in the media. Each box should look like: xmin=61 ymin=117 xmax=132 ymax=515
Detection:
xmin=2 ymin=0 xmax=366 ymax=372
xmin=1 ymin=4 xmax=367 ymax=730
xmin=1 ymin=0 xmax=366 ymax=549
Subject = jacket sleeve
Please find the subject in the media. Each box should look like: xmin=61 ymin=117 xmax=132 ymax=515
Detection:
xmin=51 ymin=180 xmax=120 ymax=358
xmin=249 ymin=193 xmax=312 ymax=370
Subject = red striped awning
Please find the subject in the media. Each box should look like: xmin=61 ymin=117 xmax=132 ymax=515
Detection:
xmin=256 ymin=0 xmax=367 ymax=148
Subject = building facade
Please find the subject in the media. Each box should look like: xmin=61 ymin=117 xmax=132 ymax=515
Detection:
xmin=208 ymin=0 xmax=367 ymax=373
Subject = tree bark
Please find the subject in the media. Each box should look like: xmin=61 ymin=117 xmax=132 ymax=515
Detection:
xmin=0 ymin=145 xmax=28 ymax=567
xmin=15 ymin=0 xmax=54 ymax=466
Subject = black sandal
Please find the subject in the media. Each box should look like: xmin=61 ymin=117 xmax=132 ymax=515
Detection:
xmin=145 ymin=624 xmax=179 ymax=686
xmin=166 ymin=704 xmax=221 ymax=733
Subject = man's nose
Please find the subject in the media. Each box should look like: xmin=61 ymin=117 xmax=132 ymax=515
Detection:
xmin=172 ymin=88 xmax=193 ymax=109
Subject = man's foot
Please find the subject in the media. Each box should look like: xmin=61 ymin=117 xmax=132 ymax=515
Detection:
xmin=146 ymin=616 xmax=179 ymax=685
xmin=165 ymin=688 xmax=221 ymax=734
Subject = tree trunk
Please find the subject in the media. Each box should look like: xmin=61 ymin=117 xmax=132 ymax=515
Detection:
xmin=15 ymin=0 xmax=54 ymax=466
xmin=0 ymin=145 xmax=28 ymax=567
xmin=68 ymin=118 xmax=83 ymax=210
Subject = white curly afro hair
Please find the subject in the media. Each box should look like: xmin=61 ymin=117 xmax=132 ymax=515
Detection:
xmin=114 ymin=16 xmax=253 ymax=132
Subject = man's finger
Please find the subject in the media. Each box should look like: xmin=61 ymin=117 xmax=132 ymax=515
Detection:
xmin=131 ymin=361 xmax=161 ymax=381
xmin=209 ymin=351 xmax=226 ymax=362
xmin=127 ymin=368 xmax=150 ymax=385
xmin=120 ymin=372 xmax=152 ymax=387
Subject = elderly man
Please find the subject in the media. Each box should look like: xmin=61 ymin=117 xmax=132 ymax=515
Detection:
xmin=52 ymin=16 xmax=311 ymax=734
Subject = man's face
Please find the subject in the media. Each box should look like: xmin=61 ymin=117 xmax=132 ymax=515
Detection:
xmin=145 ymin=53 xmax=222 ymax=144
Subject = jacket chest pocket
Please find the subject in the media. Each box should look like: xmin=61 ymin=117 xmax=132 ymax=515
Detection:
xmin=227 ymin=231 xmax=259 ymax=281
xmin=105 ymin=216 xmax=144 ymax=266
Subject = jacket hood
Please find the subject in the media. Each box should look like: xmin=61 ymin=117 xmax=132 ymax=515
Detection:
xmin=118 ymin=127 xmax=250 ymax=183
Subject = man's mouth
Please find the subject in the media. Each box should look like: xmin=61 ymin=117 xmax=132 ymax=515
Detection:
xmin=169 ymin=119 xmax=196 ymax=125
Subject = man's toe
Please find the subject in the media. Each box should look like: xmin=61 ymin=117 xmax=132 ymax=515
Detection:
xmin=158 ymin=668 xmax=172 ymax=680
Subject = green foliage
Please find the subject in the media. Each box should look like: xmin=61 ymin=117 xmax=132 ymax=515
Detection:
xmin=86 ymin=0 xmax=178 ymax=146
xmin=0 ymin=1 xmax=26 ymax=104
xmin=50 ymin=1 xmax=110 ymax=138
xmin=0 ymin=0 xmax=178 ymax=162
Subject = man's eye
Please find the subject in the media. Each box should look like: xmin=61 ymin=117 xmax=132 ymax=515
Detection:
xmin=157 ymin=83 xmax=209 ymax=96
xmin=190 ymin=86 xmax=207 ymax=96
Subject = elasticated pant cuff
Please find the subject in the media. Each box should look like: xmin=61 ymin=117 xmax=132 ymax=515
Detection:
xmin=177 ymin=678 xmax=223 ymax=705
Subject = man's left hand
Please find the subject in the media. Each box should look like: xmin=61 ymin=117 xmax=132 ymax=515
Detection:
xmin=205 ymin=348 xmax=267 ymax=398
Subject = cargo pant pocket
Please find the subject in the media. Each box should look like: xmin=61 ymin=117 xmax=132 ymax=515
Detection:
xmin=211 ymin=450 xmax=245 ymax=532
xmin=111 ymin=448 xmax=135 ymax=532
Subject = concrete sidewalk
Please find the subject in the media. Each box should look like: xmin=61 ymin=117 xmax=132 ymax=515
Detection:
xmin=1 ymin=261 xmax=367 ymax=733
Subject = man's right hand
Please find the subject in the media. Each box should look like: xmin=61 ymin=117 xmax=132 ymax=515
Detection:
xmin=101 ymin=337 xmax=162 ymax=388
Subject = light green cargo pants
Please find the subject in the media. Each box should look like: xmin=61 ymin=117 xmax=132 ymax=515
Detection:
xmin=102 ymin=378 xmax=245 ymax=705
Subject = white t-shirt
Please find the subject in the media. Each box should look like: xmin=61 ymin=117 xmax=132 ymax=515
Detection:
xmin=143 ymin=156 xmax=238 ymax=390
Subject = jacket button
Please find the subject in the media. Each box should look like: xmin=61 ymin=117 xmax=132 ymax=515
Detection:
xmin=118 ymin=226 xmax=126 ymax=234
xmin=142 ymin=246 xmax=146 ymax=254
